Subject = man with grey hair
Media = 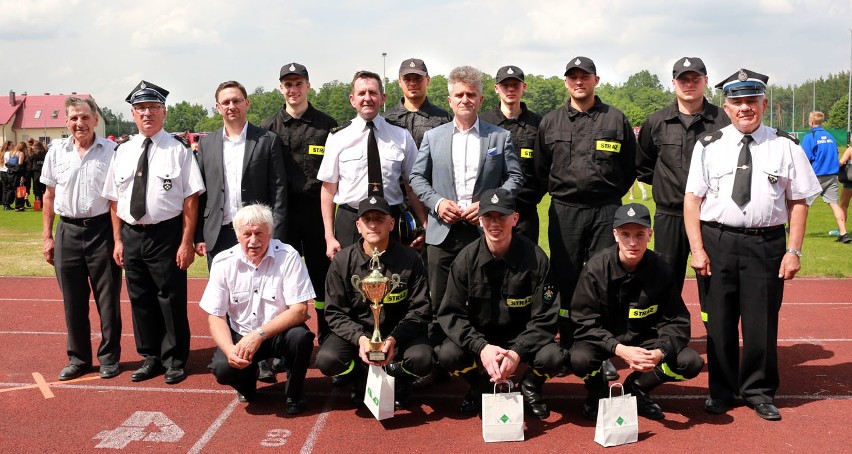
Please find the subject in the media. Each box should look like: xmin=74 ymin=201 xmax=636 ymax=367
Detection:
xmin=200 ymin=204 xmax=316 ymax=414
xmin=410 ymin=65 xmax=524 ymax=345
xmin=41 ymin=96 xmax=123 ymax=381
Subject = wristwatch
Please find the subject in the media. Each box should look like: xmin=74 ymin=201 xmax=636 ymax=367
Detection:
xmin=785 ymin=248 xmax=802 ymax=257
xmin=255 ymin=327 xmax=267 ymax=340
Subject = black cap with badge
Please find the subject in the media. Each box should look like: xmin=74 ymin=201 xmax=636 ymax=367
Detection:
xmin=478 ymin=188 xmax=516 ymax=216
xmin=564 ymin=56 xmax=596 ymax=76
xmin=613 ymin=203 xmax=652 ymax=228
xmin=715 ymin=68 xmax=768 ymax=98
xmin=357 ymin=196 xmax=391 ymax=217
xmin=279 ymin=62 xmax=309 ymax=81
xmin=672 ymin=57 xmax=707 ymax=79
xmin=125 ymin=80 xmax=169 ymax=105
xmin=399 ymin=58 xmax=428 ymax=77
xmin=496 ymin=65 xmax=525 ymax=83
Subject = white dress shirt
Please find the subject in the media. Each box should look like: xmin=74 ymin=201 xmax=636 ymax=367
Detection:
xmin=685 ymin=124 xmax=820 ymax=227
xmin=40 ymin=136 xmax=115 ymax=218
xmin=199 ymin=239 xmax=316 ymax=335
xmin=451 ymin=118 xmax=481 ymax=209
xmin=222 ymin=122 xmax=248 ymax=225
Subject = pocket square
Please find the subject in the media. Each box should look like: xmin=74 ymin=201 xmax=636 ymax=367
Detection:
xmin=486 ymin=147 xmax=501 ymax=156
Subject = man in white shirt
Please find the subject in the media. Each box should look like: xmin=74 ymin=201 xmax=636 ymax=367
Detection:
xmin=200 ymin=204 xmax=316 ymax=414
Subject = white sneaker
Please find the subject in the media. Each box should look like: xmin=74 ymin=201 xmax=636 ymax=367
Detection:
xmin=829 ymin=229 xmax=840 ymax=236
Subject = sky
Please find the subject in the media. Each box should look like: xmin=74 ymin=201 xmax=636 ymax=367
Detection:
xmin=2 ymin=0 xmax=851 ymax=117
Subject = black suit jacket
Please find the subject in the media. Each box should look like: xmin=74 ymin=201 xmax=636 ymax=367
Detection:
xmin=195 ymin=123 xmax=288 ymax=247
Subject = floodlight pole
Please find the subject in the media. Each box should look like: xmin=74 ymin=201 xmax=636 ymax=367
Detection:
xmin=382 ymin=52 xmax=387 ymax=112
xmin=847 ymin=29 xmax=851 ymax=142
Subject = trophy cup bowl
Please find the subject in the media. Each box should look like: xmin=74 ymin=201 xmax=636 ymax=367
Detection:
xmin=351 ymin=248 xmax=401 ymax=362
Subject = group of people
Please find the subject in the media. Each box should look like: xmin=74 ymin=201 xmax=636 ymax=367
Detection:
xmin=1 ymin=138 xmax=47 ymax=211
xmin=42 ymin=55 xmax=825 ymax=423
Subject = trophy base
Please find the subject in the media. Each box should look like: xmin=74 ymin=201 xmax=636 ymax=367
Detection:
xmin=368 ymin=351 xmax=386 ymax=362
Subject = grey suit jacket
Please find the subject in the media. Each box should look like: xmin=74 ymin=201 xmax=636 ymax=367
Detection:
xmin=195 ymin=123 xmax=288 ymax=247
xmin=409 ymin=119 xmax=523 ymax=245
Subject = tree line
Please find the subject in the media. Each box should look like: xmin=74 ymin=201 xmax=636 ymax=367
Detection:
xmin=103 ymin=71 xmax=851 ymax=137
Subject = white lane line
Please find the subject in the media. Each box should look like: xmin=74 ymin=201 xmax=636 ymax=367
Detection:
xmin=0 ymin=330 xmax=214 ymax=339
xmin=187 ymin=398 xmax=240 ymax=454
xmin=0 ymin=382 xmax=236 ymax=394
xmin=299 ymin=389 xmax=337 ymax=454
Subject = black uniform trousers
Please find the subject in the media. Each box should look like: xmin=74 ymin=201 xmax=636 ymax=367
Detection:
xmin=287 ymin=194 xmax=331 ymax=341
xmin=548 ymin=201 xmax=618 ymax=348
xmin=698 ymin=223 xmax=785 ymax=406
xmin=436 ymin=339 xmax=563 ymax=379
xmin=55 ymin=214 xmax=122 ymax=366
xmin=121 ymin=215 xmax=190 ymax=369
xmin=426 ymin=222 xmax=481 ymax=345
xmin=315 ymin=333 xmax=435 ymax=379
xmin=334 ymin=203 xmax=402 ymax=248
xmin=515 ymin=201 xmax=540 ymax=243
xmin=210 ymin=324 xmax=314 ymax=399
xmin=570 ymin=340 xmax=703 ymax=382
xmin=205 ymin=223 xmax=237 ymax=271
xmin=653 ymin=212 xmax=690 ymax=296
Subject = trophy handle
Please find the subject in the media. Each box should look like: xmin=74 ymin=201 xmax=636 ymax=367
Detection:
xmin=351 ymin=275 xmax=366 ymax=301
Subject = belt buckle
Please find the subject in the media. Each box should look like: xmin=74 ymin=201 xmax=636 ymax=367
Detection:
xmin=82 ymin=218 xmax=91 ymax=227
xmin=743 ymin=227 xmax=759 ymax=235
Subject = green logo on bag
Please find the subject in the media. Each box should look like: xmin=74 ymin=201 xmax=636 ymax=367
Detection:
xmin=500 ymin=414 xmax=510 ymax=423
xmin=367 ymin=388 xmax=379 ymax=405
xmin=616 ymin=416 xmax=624 ymax=426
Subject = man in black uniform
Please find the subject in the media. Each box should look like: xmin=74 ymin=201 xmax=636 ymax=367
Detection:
xmin=262 ymin=62 xmax=338 ymax=347
xmin=534 ymin=56 xmax=635 ymax=379
xmin=636 ymin=57 xmax=730 ymax=294
xmin=481 ymin=65 xmax=544 ymax=242
xmin=316 ymin=196 xmax=433 ymax=409
xmin=437 ymin=189 xmax=561 ymax=419
xmin=570 ymin=203 xmax=704 ymax=420
xmin=383 ymin=58 xmax=452 ymax=148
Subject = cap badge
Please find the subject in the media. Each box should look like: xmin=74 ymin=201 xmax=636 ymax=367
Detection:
xmin=289 ymin=64 xmax=296 ymax=71
xmin=627 ymin=207 xmax=636 ymax=217
xmin=140 ymin=82 xmax=147 ymax=89
xmin=574 ymin=58 xmax=581 ymax=65
xmin=705 ymin=135 xmax=712 ymax=141
xmin=683 ymin=58 xmax=691 ymax=67
xmin=507 ymin=67 xmax=514 ymax=74
xmin=490 ymin=194 xmax=499 ymax=203
xmin=409 ymin=61 xmax=416 ymax=68
xmin=737 ymin=69 xmax=748 ymax=81
xmin=369 ymin=197 xmax=377 ymax=204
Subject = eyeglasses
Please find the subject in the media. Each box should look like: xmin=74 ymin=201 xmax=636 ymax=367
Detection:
xmin=217 ymin=98 xmax=246 ymax=107
xmin=133 ymin=105 xmax=164 ymax=114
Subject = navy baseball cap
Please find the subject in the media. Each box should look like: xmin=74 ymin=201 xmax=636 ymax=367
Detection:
xmin=613 ymin=203 xmax=652 ymax=228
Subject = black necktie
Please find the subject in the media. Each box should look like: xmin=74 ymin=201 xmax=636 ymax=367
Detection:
xmin=130 ymin=137 xmax=152 ymax=220
xmin=366 ymin=121 xmax=383 ymax=197
xmin=731 ymin=134 xmax=753 ymax=207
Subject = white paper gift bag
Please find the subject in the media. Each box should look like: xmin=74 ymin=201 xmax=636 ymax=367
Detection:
xmin=481 ymin=380 xmax=524 ymax=442
xmin=594 ymin=383 xmax=639 ymax=447
xmin=364 ymin=364 xmax=395 ymax=421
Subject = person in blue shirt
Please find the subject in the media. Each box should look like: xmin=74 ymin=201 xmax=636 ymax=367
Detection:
xmin=801 ymin=111 xmax=849 ymax=244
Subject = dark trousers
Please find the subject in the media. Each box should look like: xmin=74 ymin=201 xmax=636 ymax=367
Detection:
xmin=698 ymin=223 xmax=785 ymax=405
xmin=570 ymin=340 xmax=703 ymax=381
xmin=436 ymin=338 xmax=563 ymax=379
xmin=1 ymin=171 xmax=15 ymax=207
xmin=426 ymin=222 xmax=481 ymax=344
xmin=287 ymin=195 xmax=331 ymax=340
xmin=206 ymin=223 xmax=237 ymax=271
xmin=55 ymin=215 xmax=122 ymax=366
xmin=315 ymin=333 xmax=434 ymax=379
xmin=548 ymin=201 xmax=618 ymax=348
xmin=515 ymin=201 xmax=540 ymax=243
xmin=334 ymin=203 xmax=402 ymax=249
xmin=209 ymin=324 xmax=314 ymax=398
xmin=32 ymin=170 xmax=45 ymax=200
xmin=121 ymin=216 xmax=190 ymax=369
xmin=653 ymin=212 xmax=690 ymax=296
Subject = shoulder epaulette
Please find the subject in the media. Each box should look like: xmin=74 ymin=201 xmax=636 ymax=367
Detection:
xmin=698 ymin=130 xmax=724 ymax=146
xmin=330 ymin=121 xmax=352 ymax=134
xmin=774 ymin=128 xmax=800 ymax=145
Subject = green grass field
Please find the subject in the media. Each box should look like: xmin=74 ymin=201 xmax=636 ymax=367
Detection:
xmin=2 ymin=184 xmax=850 ymax=278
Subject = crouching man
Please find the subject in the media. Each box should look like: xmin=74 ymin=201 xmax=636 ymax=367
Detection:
xmin=570 ymin=203 xmax=704 ymax=420
xmin=436 ymin=189 xmax=561 ymax=419
xmin=316 ymin=196 xmax=433 ymax=410
xmin=200 ymin=204 xmax=316 ymax=414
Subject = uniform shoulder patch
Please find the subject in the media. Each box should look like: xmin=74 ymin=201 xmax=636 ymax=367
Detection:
xmin=697 ymin=130 xmax=723 ymax=146
xmin=774 ymin=128 xmax=800 ymax=145
xmin=542 ymin=283 xmax=557 ymax=304
xmin=330 ymin=121 xmax=352 ymax=134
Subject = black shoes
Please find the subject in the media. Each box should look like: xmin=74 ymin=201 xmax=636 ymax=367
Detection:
xmin=332 ymin=374 xmax=353 ymax=387
xmin=582 ymin=398 xmax=599 ymax=421
xmin=460 ymin=389 xmax=482 ymax=415
xmin=164 ymin=368 xmax=186 ymax=384
xmin=520 ymin=371 xmax=550 ymax=420
xmin=623 ymin=377 xmax=663 ymax=420
xmin=131 ymin=358 xmax=164 ymax=382
xmin=602 ymin=360 xmax=620 ymax=381
xmin=257 ymin=360 xmax=277 ymax=384
xmin=704 ymin=397 xmax=731 ymax=415
xmin=99 ymin=363 xmax=121 ymax=379
xmin=237 ymin=390 xmax=255 ymax=403
xmin=753 ymin=403 xmax=781 ymax=421
xmin=836 ymin=233 xmax=851 ymax=244
xmin=286 ymin=395 xmax=308 ymax=415
xmin=59 ymin=363 xmax=92 ymax=381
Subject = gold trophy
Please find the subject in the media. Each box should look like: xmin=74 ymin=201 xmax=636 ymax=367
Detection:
xmin=351 ymin=247 xmax=401 ymax=362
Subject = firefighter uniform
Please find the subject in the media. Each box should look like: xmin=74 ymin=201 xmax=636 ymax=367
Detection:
xmin=384 ymin=97 xmax=452 ymax=148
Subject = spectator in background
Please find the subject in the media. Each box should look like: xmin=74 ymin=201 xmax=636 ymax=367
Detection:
xmin=12 ymin=142 xmax=27 ymax=211
xmin=1 ymin=141 xmax=15 ymax=210
xmin=838 ymin=147 xmax=852 ymax=239
xmin=800 ymin=111 xmax=849 ymax=244
xmin=30 ymin=141 xmax=48 ymax=210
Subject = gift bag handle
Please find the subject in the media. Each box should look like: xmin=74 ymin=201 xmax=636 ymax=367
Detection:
xmin=608 ymin=382 xmax=625 ymax=398
xmin=492 ymin=380 xmax=514 ymax=394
